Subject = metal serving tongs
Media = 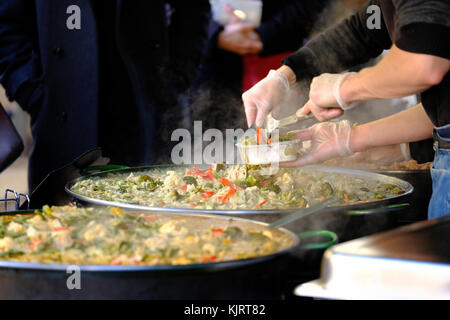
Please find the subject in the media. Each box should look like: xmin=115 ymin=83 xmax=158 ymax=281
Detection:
xmin=265 ymin=108 xmax=315 ymax=137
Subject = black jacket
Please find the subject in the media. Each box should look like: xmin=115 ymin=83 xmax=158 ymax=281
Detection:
xmin=0 ymin=0 xmax=210 ymax=190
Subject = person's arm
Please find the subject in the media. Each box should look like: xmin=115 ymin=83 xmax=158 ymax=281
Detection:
xmin=0 ymin=0 xmax=44 ymax=115
xmin=242 ymin=0 xmax=392 ymax=127
xmin=255 ymin=0 xmax=331 ymax=57
xmin=351 ymin=103 xmax=434 ymax=152
xmin=167 ymin=0 xmax=210 ymax=91
xmin=340 ymin=45 xmax=450 ymax=105
xmin=300 ymin=0 xmax=450 ymax=120
xmin=282 ymin=103 xmax=434 ymax=167
xmin=302 ymin=44 xmax=450 ymax=121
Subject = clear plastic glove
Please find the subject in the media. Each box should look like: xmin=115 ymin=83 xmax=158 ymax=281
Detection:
xmin=281 ymin=120 xmax=354 ymax=167
xmin=301 ymin=72 xmax=356 ymax=121
xmin=242 ymin=69 xmax=290 ymax=127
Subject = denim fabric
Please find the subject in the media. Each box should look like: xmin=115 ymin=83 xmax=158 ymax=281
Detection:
xmin=428 ymin=124 xmax=450 ymax=219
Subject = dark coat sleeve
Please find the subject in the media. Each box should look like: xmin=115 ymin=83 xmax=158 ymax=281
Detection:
xmin=256 ymin=0 xmax=331 ymax=56
xmin=167 ymin=0 xmax=210 ymax=91
xmin=282 ymin=0 xmax=392 ymax=81
xmin=0 ymin=0 xmax=43 ymax=115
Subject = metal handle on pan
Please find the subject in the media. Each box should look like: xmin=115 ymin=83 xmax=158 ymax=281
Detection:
xmin=80 ymin=165 xmax=129 ymax=176
xmin=2 ymin=189 xmax=30 ymax=211
xmin=297 ymin=230 xmax=338 ymax=250
xmin=346 ymin=203 xmax=410 ymax=215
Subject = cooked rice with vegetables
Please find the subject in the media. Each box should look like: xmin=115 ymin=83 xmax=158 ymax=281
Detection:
xmin=70 ymin=165 xmax=407 ymax=210
xmin=0 ymin=206 xmax=293 ymax=265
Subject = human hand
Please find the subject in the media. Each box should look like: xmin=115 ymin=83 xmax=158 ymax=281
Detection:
xmin=300 ymin=72 xmax=356 ymax=121
xmin=217 ymin=23 xmax=262 ymax=55
xmin=242 ymin=69 xmax=290 ymax=127
xmin=217 ymin=4 xmax=262 ymax=55
xmin=281 ymin=120 xmax=354 ymax=167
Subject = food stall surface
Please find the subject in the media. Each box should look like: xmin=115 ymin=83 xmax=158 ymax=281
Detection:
xmin=295 ymin=216 xmax=450 ymax=300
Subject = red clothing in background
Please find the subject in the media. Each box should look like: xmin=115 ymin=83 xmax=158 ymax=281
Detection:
xmin=242 ymin=52 xmax=293 ymax=91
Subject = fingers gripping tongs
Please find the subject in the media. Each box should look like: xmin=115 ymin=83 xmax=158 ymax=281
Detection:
xmin=265 ymin=109 xmax=315 ymax=136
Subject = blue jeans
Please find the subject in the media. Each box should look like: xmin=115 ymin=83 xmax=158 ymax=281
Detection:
xmin=428 ymin=124 xmax=450 ymax=219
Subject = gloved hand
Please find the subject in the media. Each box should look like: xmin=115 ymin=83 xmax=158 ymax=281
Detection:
xmin=281 ymin=120 xmax=354 ymax=167
xmin=300 ymin=72 xmax=356 ymax=121
xmin=242 ymin=69 xmax=290 ymax=128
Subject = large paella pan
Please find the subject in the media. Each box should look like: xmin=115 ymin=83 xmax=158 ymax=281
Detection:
xmin=65 ymin=164 xmax=413 ymax=215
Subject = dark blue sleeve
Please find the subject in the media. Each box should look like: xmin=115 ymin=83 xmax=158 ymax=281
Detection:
xmin=167 ymin=0 xmax=211 ymax=91
xmin=0 ymin=0 xmax=43 ymax=113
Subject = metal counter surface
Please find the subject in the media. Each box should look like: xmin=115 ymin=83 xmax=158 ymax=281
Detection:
xmin=295 ymin=216 xmax=450 ymax=299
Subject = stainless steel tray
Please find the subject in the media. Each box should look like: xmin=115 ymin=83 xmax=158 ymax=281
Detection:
xmin=65 ymin=164 xmax=413 ymax=215
xmin=294 ymin=216 xmax=450 ymax=299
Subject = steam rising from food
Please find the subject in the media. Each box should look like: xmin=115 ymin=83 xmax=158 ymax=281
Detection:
xmin=178 ymin=1 xmax=418 ymax=243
